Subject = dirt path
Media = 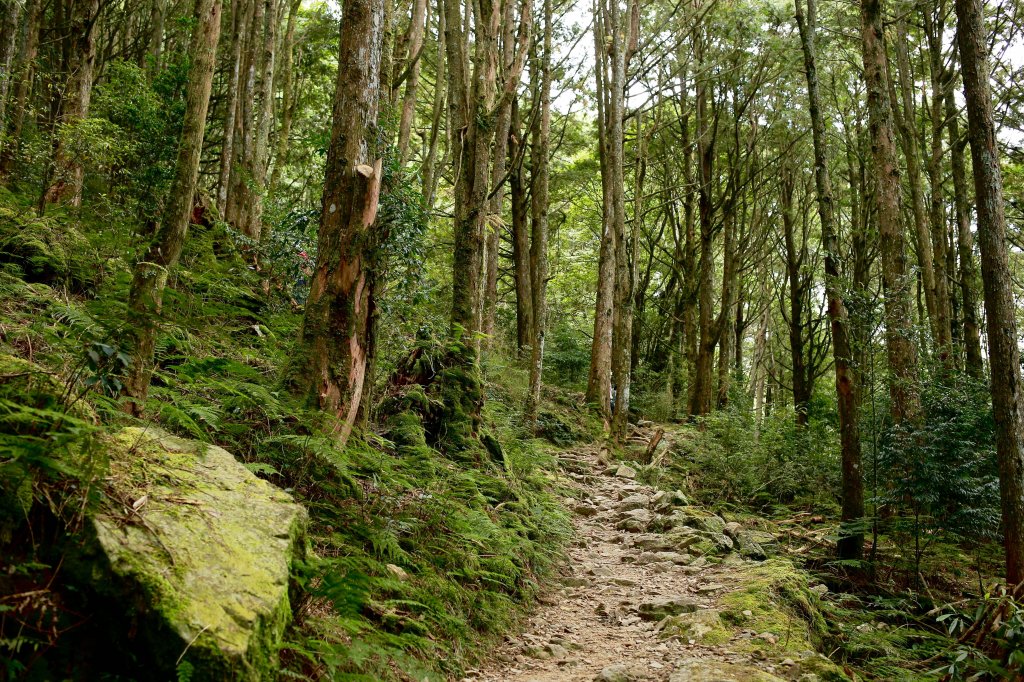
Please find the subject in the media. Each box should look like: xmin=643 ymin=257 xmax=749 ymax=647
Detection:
xmin=466 ymin=442 xmax=838 ymax=682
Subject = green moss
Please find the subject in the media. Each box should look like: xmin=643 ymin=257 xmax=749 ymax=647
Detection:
xmin=709 ymin=559 xmax=850 ymax=680
xmin=89 ymin=427 xmax=307 ymax=681
xmin=658 ymin=609 xmax=732 ymax=645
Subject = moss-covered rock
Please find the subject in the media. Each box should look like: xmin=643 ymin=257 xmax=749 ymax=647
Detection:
xmin=657 ymin=608 xmax=730 ymax=644
xmin=713 ymin=558 xmax=851 ymax=681
xmin=86 ymin=427 xmax=306 ymax=681
xmin=668 ymin=659 xmax=785 ymax=681
xmin=381 ymin=337 xmax=487 ymax=461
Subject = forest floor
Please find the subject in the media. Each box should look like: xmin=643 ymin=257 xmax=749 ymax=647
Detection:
xmin=467 ymin=435 xmax=843 ymax=682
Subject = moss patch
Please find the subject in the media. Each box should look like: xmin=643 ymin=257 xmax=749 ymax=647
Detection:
xmin=88 ymin=427 xmax=307 ymax=681
xmin=711 ymin=558 xmax=850 ymax=681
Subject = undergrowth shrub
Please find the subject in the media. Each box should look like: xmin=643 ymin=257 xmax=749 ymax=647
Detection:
xmin=662 ymin=404 xmax=840 ymax=513
xmin=876 ymin=372 xmax=1000 ymax=585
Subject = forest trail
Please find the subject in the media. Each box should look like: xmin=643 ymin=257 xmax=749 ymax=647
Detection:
xmin=466 ymin=434 xmax=832 ymax=682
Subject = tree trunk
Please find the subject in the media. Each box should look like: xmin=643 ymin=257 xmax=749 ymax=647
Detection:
xmin=716 ymin=203 xmax=736 ymax=409
xmin=124 ymin=0 xmax=223 ymax=413
xmin=923 ymin=9 xmax=954 ymax=368
xmin=225 ymin=0 xmax=278 ymax=240
xmin=955 ymin=0 xmax=1024 ymax=585
xmin=860 ymin=0 xmax=922 ymax=427
xmin=397 ymin=0 xmax=427 ymax=164
xmin=608 ymin=1 xmax=638 ymax=440
xmin=688 ymin=26 xmax=715 ymax=419
xmin=781 ymin=168 xmax=809 ymax=426
xmin=946 ymin=87 xmax=984 ymax=377
xmin=525 ymin=0 xmax=551 ymax=425
xmin=290 ymin=0 xmax=385 ymax=446
xmin=269 ymin=0 xmax=302 ymax=192
xmin=0 ymin=0 xmax=25 ymax=141
xmin=510 ymin=96 xmax=533 ymax=357
xmin=796 ymin=0 xmax=863 ymax=560
xmin=893 ymin=18 xmax=949 ymax=356
xmin=419 ymin=2 xmax=445 ymax=210
xmin=217 ymin=0 xmax=250 ymax=215
xmin=45 ymin=0 xmax=101 ymax=206
xmin=444 ymin=0 xmax=499 ymax=341
xmin=0 ymin=0 xmax=41 ymax=175
xmin=483 ymin=0 xmax=529 ymax=347
xmin=145 ymin=0 xmax=166 ymax=77
xmin=586 ymin=0 xmax=614 ymax=418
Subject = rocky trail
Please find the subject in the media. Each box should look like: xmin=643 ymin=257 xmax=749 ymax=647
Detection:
xmin=467 ymin=432 xmax=844 ymax=682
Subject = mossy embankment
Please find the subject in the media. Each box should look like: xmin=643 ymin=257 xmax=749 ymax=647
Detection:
xmin=0 ymin=189 xmax=597 ymax=680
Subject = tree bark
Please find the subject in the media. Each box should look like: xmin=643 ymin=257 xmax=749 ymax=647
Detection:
xmin=945 ymin=87 xmax=984 ymax=377
xmin=860 ymin=0 xmax=922 ymax=427
xmin=608 ymin=0 xmax=639 ymax=440
xmin=955 ymin=0 xmax=1024 ymax=585
xmin=0 ymin=0 xmax=25 ymax=141
xmin=420 ymin=1 xmax=445 ymax=211
xmin=444 ymin=0 xmax=500 ymax=342
xmin=525 ymin=0 xmax=551 ymax=424
xmin=586 ymin=0 xmax=614 ymax=418
xmin=923 ymin=8 xmax=954 ymax=367
xmin=510 ymin=96 xmax=533 ymax=358
xmin=0 ymin=0 xmax=41 ymax=175
xmin=893 ymin=18 xmax=950 ymax=356
xmin=796 ymin=0 xmax=863 ymax=560
xmin=291 ymin=0 xmax=385 ymax=446
xmin=269 ymin=0 xmax=302 ymax=192
xmin=124 ymin=0 xmax=223 ymax=413
xmin=397 ymin=0 xmax=427 ymax=164
xmin=483 ymin=0 xmax=530 ymax=347
xmin=225 ymin=0 xmax=278 ymax=240
xmin=780 ymin=167 xmax=810 ymax=425
xmin=45 ymin=0 xmax=101 ymax=206
xmin=688 ymin=34 xmax=716 ymax=419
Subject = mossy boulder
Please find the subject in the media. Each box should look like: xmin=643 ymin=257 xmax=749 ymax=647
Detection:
xmin=657 ymin=608 xmax=730 ymax=644
xmin=713 ymin=558 xmax=850 ymax=680
xmin=84 ymin=427 xmax=306 ymax=681
xmin=668 ymin=659 xmax=784 ymax=681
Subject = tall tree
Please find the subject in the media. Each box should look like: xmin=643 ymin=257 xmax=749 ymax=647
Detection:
xmin=44 ymin=0 xmax=101 ymax=206
xmin=954 ymin=0 xmax=1024 ymax=584
xmin=945 ymin=86 xmax=984 ymax=377
xmin=0 ymin=0 xmax=41 ymax=175
xmin=586 ymin=0 xmax=615 ymax=418
xmin=290 ymin=0 xmax=386 ymax=445
xmin=525 ymin=0 xmax=552 ymax=425
xmin=124 ymin=0 xmax=224 ymax=412
xmin=224 ymin=0 xmax=278 ymax=240
xmin=893 ymin=17 xmax=950 ymax=357
xmin=0 ymin=0 xmax=25 ymax=139
xmin=859 ymin=0 xmax=922 ymax=427
xmin=795 ymin=0 xmax=863 ymax=560
xmin=444 ymin=0 xmax=497 ymax=338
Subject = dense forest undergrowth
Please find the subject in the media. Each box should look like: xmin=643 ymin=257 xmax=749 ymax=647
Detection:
xmin=0 ymin=186 xmax=583 ymax=680
xmin=0 ymin=185 xmax=1019 ymax=680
